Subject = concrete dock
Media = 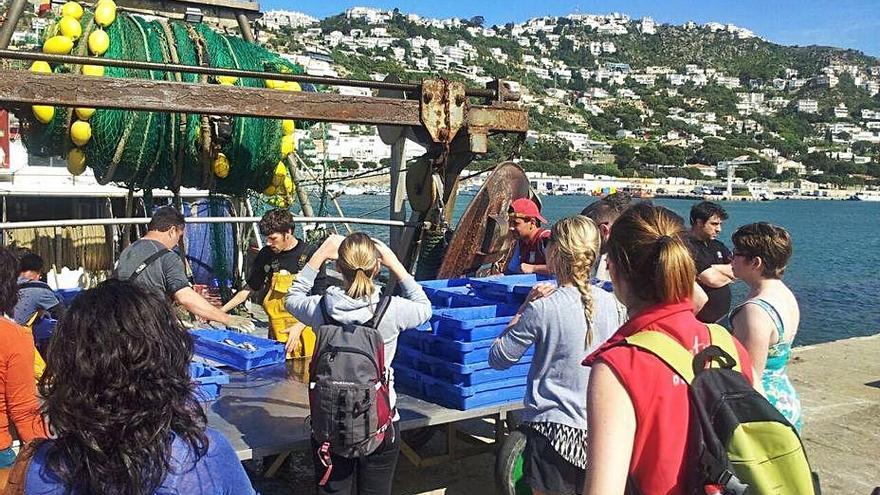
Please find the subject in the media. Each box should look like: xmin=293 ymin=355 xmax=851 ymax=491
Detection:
xmin=248 ymin=333 xmax=880 ymax=494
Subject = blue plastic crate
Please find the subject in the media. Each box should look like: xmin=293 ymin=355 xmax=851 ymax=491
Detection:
xmin=419 ymin=334 xmax=535 ymax=364
xmin=430 ymin=286 xmax=495 ymax=308
xmin=420 ymin=371 xmax=526 ymax=397
xmin=190 ymin=361 xmax=229 ymax=402
xmin=392 ymin=363 xmax=422 ymax=395
xmin=433 ymin=304 xmax=519 ymax=342
xmin=55 ymin=288 xmax=82 ymax=305
xmin=418 ymin=278 xmax=470 ymax=298
xmin=392 ymin=364 xmax=526 ymax=410
xmin=414 ymin=349 xmax=532 ymax=387
xmin=470 ymin=274 xmax=556 ymax=304
xmin=190 ymin=329 xmax=286 ymax=371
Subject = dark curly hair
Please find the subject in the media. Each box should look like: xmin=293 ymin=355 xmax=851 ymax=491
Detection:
xmin=0 ymin=246 xmax=19 ymax=315
xmin=39 ymin=279 xmax=208 ymax=495
xmin=258 ymin=208 xmax=294 ymax=236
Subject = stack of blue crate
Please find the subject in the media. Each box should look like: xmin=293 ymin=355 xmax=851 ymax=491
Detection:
xmin=393 ymin=275 xmax=553 ymax=410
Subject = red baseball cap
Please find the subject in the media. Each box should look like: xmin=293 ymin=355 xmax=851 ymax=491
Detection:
xmin=508 ymin=198 xmax=547 ymax=224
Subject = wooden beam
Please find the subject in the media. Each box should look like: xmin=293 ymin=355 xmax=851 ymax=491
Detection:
xmin=0 ymin=69 xmax=529 ymax=133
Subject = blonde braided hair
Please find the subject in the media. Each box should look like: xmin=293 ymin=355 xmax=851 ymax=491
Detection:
xmin=548 ymin=216 xmax=601 ymax=347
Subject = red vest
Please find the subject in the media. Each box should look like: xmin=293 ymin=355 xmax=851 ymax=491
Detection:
xmin=584 ymin=301 xmax=754 ymax=495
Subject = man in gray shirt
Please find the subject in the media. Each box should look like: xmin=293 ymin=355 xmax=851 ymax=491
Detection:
xmin=115 ymin=206 xmax=253 ymax=331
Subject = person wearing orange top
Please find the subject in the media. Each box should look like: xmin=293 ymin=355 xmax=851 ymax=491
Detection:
xmin=0 ymin=246 xmax=48 ymax=470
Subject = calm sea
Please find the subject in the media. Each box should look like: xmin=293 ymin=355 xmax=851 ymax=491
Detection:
xmin=328 ymin=195 xmax=880 ymax=346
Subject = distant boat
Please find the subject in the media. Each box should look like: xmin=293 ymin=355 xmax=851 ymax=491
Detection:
xmin=849 ymin=191 xmax=880 ymax=202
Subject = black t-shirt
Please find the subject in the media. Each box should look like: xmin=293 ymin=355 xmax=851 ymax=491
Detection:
xmin=246 ymin=240 xmax=327 ymax=294
xmin=687 ymin=236 xmax=732 ymax=323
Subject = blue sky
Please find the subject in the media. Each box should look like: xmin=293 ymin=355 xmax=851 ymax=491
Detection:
xmin=262 ymin=0 xmax=880 ymax=57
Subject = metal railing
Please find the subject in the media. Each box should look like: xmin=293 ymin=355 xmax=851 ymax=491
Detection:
xmin=0 ymin=216 xmax=426 ymax=230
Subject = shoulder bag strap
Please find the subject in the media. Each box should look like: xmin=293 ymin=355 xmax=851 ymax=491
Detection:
xmin=127 ymin=249 xmax=172 ymax=283
xmin=3 ymin=439 xmax=45 ymax=495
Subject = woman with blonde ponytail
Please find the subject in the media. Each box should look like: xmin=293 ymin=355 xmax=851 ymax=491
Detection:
xmin=490 ymin=215 xmax=624 ymax=495
xmin=284 ymin=233 xmax=431 ymax=495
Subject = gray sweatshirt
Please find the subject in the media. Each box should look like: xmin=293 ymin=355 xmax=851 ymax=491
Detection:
xmin=489 ymin=285 xmax=625 ymax=428
xmin=285 ymin=265 xmax=432 ymax=411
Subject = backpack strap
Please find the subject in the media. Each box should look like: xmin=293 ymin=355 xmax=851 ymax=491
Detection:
xmin=365 ymin=295 xmax=392 ymax=329
xmin=318 ymin=295 xmax=338 ymax=326
xmin=625 ymin=325 xmax=743 ymax=384
xmin=3 ymin=439 xmax=45 ymax=494
xmin=706 ymin=324 xmax=742 ymax=374
xmin=625 ymin=330 xmax=697 ymax=384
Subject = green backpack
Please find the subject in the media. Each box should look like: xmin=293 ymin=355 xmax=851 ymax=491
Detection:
xmin=625 ymin=324 xmax=820 ymax=495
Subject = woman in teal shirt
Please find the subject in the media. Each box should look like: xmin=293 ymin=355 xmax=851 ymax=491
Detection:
xmin=729 ymin=222 xmax=803 ymax=431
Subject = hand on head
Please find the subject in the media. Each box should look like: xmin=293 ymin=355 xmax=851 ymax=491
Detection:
xmin=318 ymin=234 xmax=346 ymax=261
xmin=372 ymin=238 xmax=396 ymax=267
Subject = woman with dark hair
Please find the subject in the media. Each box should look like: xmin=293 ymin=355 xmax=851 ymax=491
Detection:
xmin=729 ymin=222 xmax=802 ymax=431
xmin=0 ymin=246 xmax=46 ymax=470
xmin=23 ymin=279 xmax=255 ymax=494
xmin=582 ymin=204 xmax=754 ymax=495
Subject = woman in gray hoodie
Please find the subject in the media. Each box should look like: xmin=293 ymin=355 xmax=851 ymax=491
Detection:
xmin=285 ymin=232 xmax=431 ymax=495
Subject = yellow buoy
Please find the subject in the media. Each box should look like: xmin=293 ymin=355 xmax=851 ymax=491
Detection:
xmin=283 ymin=176 xmax=294 ymax=193
xmin=281 ymin=135 xmax=295 ymax=155
xmin=70 ymin=120 xmax=92 ymax=147
xmin=282 ymin=119 xmax=295 ymax=135
xmin=67 ymin=148 xmax=86 ymax=175
xmin=212 ymin=153 xmax=230 ymax=178
xmin=265 ymin=79 xmax=282 ymax=89
xmin=218 ymin=75 xmax=238 ymax=85
xmin=32 ymin=105 xmax=55 ymax=124
xmin=88 ymin=29 xmax=110 ymax=56
xmin=75 ymin=107 xmax=96 ymax=120
xmin=264 ymin=185 xmax=277 ymax=196
xmin=82 ymin=64 xmax=105 ymax=77
xmin=283 ymin=81 xmax=302 ymax=92
xmin=58 ymin=16 xmax=82 ymax=40
xmin=61 ymin=2 xmax=84 ymax=20
xmin=94 ymin=1 xmax=117 ymax=27
xmin=30 ymin=61 xmax=51 ymax=73
xmin=43 ymin=36 xmax=73 ymax=55
xmin=274 ymin=161 xmax=287 ymax=176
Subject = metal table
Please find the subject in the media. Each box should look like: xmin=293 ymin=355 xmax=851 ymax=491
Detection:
xmin=205 ymin=360 xmax=523 ymax=465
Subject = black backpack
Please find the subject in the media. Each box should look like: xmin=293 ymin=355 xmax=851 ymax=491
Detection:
xmin=625 ymin=324 xmax=820 ymax=495
xmin=309 ymin=295 xmax=394 ymax=485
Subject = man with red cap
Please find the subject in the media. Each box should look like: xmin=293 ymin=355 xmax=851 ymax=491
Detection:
xmin=506 ymin=198 xmax=551 ymax=275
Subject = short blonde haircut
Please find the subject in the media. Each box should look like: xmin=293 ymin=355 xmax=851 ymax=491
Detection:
xmin=548 ymin=215 xmax=601 ymax=346
xmin=336 ymin=233 xmax=380 ymax=300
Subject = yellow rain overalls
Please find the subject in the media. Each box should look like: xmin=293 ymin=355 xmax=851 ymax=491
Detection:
xmin=262 ymin=269 xmax=316 ymax=359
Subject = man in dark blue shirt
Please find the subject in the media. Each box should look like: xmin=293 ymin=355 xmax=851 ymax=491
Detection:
xmin=13 ymin=252 xmax=65 ymax=325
